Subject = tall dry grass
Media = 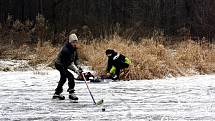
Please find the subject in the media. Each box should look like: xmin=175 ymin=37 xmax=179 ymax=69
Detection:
xmin=0 ymin=41 xmax=59 ymax=67
xmin=28 ymin=41 xmax=59 ymax=66
xmin=79 ymin=35 xmax=215 ymax=80
xmin=175 ymin=40 xmax=215 ymax=74
xmin=79 ymin=36 xmax=173 ymax=79
xmin=1 ymin=33 xmax=214 ymax=80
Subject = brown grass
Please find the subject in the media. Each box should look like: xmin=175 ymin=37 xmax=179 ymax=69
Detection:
xmin=175 ymin=40 xmax=215 ymax=74
xmin=79 ymin=35 xmax=215 ymax=80
xmin=28 ymin=41 xmax=59 ymax=66
xmin=0 ymin=42 xmax=59 ymax=67
xmin=1 ymin=34 xmax=214 ymax=80
xmin=79 ymin=37 xmax=172 ymax=79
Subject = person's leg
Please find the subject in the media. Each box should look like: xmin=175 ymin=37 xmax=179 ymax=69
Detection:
xmin=55 ymin=63 xmax=67 ymax=94
xmin=53 ymin=63 xmax=67 ymax=100
xmin=65 ymin=70 xmax=78 ymax=100
xmin=66 ymin=70 xmax=75 ymax=92
xmin=114 ymin=63 xmax=129 ymax=80
xmin=119 ymin=64 xmax=130 ymax=79
xmin=120 ymin=68 xmax=130 ymax=79
xmin=113 ymin=67 xmax=120 ymax=80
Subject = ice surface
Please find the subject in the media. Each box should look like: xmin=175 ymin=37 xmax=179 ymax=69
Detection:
xmin=0 ymin=70 xmax=215 ymax=120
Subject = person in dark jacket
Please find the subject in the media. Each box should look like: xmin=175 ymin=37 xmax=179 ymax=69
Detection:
xmin=105 ymin=49 xmax=131 ymax=80
xmin=53 ymin=34 xmax=82 ymax=100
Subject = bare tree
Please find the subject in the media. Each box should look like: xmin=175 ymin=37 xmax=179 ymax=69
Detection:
xmin=0 ymin=0 xmax=215 ymax=41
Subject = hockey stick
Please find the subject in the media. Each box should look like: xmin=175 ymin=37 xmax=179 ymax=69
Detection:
xmin=81 ymin=73 xmax=103 ymax=105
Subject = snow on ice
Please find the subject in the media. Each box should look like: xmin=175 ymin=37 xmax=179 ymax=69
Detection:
xmin=0 ymin=60 xmax=215 ymax=121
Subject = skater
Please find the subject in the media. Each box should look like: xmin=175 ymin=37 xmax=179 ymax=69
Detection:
xmin=105 ymin=49 xmax=131 ymax=80
xmin=53 ymin=33 xmax=83 ymax=100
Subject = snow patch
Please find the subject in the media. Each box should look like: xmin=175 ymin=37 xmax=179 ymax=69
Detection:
xmin=0 ymin=59 xmax=31 ymax=71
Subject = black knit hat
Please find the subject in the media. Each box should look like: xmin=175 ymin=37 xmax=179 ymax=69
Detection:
xmin=105 ymin=49 xmax=115 ymax=55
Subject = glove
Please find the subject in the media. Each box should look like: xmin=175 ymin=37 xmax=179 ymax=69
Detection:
xmin=107 ymin=73 xmax=111 ymax=77
xmin=78 ymin=66 xmax=83 ymax=73
xmin=68 ymin=63 xmax=82 ymax=74
xmin=78 ymin=70 xmax=83 ymax=75
xmin=106 ymin=73 xmax=112 ymax=79
xmin=75 ymin=65 xmax=82 ymax=73
xmin=75 ymin=67 xmax=83 ymax=75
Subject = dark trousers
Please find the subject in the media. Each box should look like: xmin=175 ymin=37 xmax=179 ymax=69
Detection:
xmin=55 ymin=63 xmax=75 ymax=94
xmin=115 ymin=63 xmax=129 ymax=77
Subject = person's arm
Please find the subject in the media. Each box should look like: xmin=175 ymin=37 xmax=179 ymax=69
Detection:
xmin=106 ymin=58 xmax=112 ymax=73
xmin=74 ymin=50 xmax=83 ymax=72
xmin=68 ymin=63 xmax=80 ymax=74
xmin=74 ymin=51 xmax=80 ymax=66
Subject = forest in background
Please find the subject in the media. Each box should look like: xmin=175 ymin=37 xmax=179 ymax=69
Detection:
xmin=0 ymin=0 xmax=215 ymax=79
xmin=0 ymin=0 xmax=215 ymax=43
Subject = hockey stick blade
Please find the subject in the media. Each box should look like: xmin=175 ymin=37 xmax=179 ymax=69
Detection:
xmin=96 ymin=99 xmax=104 ymax=106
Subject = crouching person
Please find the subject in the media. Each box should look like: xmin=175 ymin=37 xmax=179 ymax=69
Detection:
xmin=105 ymin=49 xmax=131 ymax=80
xmin=53 ymin=34 xmax=83 ymax=100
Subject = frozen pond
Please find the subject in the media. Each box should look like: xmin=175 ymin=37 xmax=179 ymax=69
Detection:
xmin=0 ymin=70 xmax=215 ymax=121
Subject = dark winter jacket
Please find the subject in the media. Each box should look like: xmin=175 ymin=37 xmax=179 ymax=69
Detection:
xmin=106 ymin=52 xmax=130 ymax=73
xmin=55 ymin=41 xmax=79 ymax=68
